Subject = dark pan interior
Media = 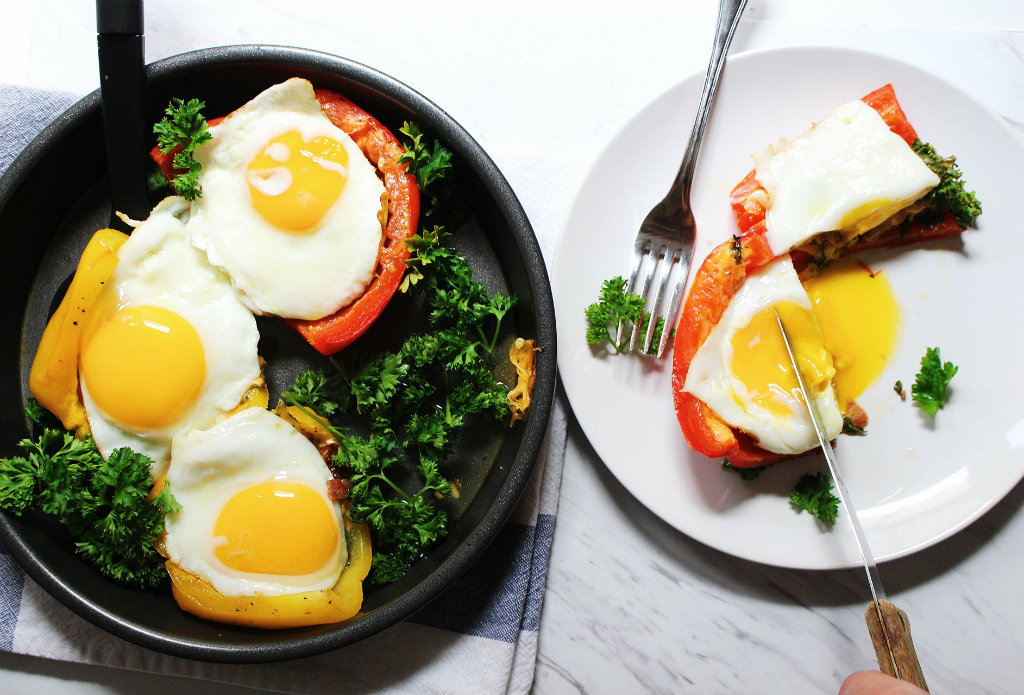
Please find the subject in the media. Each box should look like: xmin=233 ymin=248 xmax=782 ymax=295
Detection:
xmin=0 ymin=46 xmax=556 ymax=662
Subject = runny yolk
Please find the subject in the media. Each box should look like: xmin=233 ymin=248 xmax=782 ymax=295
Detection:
xmin=213 ymin=481 xmax=339 ymax=576
xmin=80 ymin=305 xmax=205 ymax=429
xmin=803 ymin=257 xmax=901 ymax=408
xmin=246 ymin=130 xmax=349 ymax=232
xmin=729 ymin=301 xmax=836 ymax=418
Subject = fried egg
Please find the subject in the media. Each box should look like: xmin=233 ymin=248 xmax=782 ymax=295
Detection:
xmin=186 ymin=77 xmax=387 ymax=320
xmin=78 ymin=197 xmax=261 ymax=477
xmin=163 ymin=407 xmax=346 ymax=597
xmin=752 ymin=99 xmax=939 ymax=256
xmin=683 ymin=257 xmax=844 ymax=454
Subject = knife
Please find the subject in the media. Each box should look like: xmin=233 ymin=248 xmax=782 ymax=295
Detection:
xmin=774 ymin=310 xmax=928 ymax=691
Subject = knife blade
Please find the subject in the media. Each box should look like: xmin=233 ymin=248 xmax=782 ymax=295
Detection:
xmin=773 ymin=310 xmax=928 ymax=691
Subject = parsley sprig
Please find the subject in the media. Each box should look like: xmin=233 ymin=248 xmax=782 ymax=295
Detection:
xmin=911 ymin=347 xmax=958 ymax=417
xmin=585 ymin=276 xmax=665 ymax=354
xmin=153 ymin=97 xmax=211 ymax=201
xmin=283 ymin=124 xmax=516 ymax=584
xmin=0 ymin=402 xmax=179 ymax=588
xmin=912 ymin=139 xmax=982 ymax=228
xmin=721 ymin=460 xmax=766 ymax=481
xmin=789 ymin=472 xmax=839 ymax=525
xmin=398 ymin=122 xmax=454 ymax=219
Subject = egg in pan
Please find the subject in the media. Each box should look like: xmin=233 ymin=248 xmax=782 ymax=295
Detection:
xmin=31 ymin=197 xmax=262 ymax=479
xmin=161 ymin=407 xmax=370 ymax=628
xmin=186 ymin=77 xmax=389 ymax=321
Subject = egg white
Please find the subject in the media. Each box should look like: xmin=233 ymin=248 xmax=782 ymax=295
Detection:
xmin=753 ymin=99 xmax=940 ymax=256
xmin=683 ymin=257 xmax=843 ymax=455
xmin=186 ymin=77 xmax=386 ymax=320
xmin=163 ymin=407 xmax=346 ymax=597
xmin=80 ymin=197 xmax=261 ymax=478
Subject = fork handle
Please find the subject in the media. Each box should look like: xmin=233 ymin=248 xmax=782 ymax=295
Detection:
xmin=670 ymin=0 xmax=749 ymax=200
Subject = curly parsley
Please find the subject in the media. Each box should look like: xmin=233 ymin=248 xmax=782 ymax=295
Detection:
xmin=721 ymin=460 xmax=767 ymax=481
xmin=911 ymin=347 xmax=958 ymax=417
xmin=912 ymin=139 xmax=982 ymax=228
xmin=584 ymin=276 xmax=665 ymax=354
xmin=153 ymin=97 xmax=211 ymax=201
xmin=0 ymin=402 xmax=178 ymax=588
xmin=789 ymin=472 xmax=839 ymax=525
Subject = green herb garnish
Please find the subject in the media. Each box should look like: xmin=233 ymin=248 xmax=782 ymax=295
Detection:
xmin=842 ymin=416 xmax=866 ymax=436
xmin=153 ymin=97 xmax=211 ymax=201
xmin=789 ymin=472 xmax=839 ymax=525
xmin=585 ymin=276 xmax=665 ymax=354
xmin=0 ymin=402 xmax=179 ymax=588
xmin=721 ymin=460 xmax=767 ymax=481
xmin=398 ymin=121 xmax=454 ymax=218
xmin=911 ymin=347 xmax=958 ymax=416
xmin=912 ymin=139 xmax=982 ymax=228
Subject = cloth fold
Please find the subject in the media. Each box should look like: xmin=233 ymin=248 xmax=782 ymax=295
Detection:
xmin=0 ymin=84 xmax=566 ymax=695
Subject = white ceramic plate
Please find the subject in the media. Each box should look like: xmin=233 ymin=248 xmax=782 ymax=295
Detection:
xmin=554 ymin=46 xmax=1024 ymax=570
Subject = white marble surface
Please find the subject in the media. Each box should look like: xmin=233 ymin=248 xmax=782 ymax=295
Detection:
xmin=2 ymin=1 xmax=1024 ymax=692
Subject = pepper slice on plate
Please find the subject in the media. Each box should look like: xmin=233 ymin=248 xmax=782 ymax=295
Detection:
xmin=670 ymin=232 xmax=792 ymax=468
xmin=151 ymin=88 xmax=420 ymax=356
xmin=728 ymin=83 xmax=966 ymax=255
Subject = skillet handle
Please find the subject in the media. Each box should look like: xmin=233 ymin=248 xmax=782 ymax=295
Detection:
xmin=97 ymin=0 xmax=150 ymax=227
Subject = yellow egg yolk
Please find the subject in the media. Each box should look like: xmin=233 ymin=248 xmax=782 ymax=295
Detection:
xmin=80 ymin=305 xmax=206 ymax=429
xmin=246 ymin=130 xmax=349 ymax=232
xmin=729 ymin=301 xmax=835 ymax=418
xmin=803 ymin=257 xmax=901 ymax=408
xmin=213 ymin=481 xmax=339 ymax=576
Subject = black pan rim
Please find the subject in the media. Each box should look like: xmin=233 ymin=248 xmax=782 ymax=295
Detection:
xmin=0 ymin=44 xmax=557 ymax=663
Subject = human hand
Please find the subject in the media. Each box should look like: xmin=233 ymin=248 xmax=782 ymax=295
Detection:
xmin=839 ymin=670 xmax=929 ymax=694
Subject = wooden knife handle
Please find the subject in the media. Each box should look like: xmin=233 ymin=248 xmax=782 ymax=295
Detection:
xmin=864 ymin=600 xmax=928 ymax=691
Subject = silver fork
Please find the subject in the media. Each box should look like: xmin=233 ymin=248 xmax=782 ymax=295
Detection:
xmin=621 ymin=0 xmax=749 ymax=357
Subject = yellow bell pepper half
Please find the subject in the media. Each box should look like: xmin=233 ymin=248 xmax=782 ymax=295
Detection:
xmin=167 ymin=517 xmax=372 ymax=629
xmin=28 ymin=228 xmax=128 ymax=435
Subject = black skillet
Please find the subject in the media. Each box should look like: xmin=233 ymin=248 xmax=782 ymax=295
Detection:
xmin=0 ymin=45 xmax=556 ymax=662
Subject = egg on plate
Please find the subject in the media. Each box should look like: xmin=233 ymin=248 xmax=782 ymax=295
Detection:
xmin=751 ymin=99 xmax=939 ymax=257
xmin=677 ymin=247 xmax=901 ymax=458
xmin=162 ymin=406 xmax=370 ymax=628
xmin=30 ymin=197 xmax=262 ymax=478
xmin=683 ymin=257 xmax=843 ymax=455
xmin=728 ymin=84 xmax=974 ymax=272
xmin=186 ymin=77 xmax=388 ymax=321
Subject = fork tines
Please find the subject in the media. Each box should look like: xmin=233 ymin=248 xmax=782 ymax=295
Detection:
xmin=619 ymin=238 xmax=690 ymax=358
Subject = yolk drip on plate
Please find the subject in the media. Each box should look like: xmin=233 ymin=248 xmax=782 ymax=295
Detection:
xmin=803 ymin=256 xmax=901 ymax=409
xmin=246 ymin=130 xmax=350 ymax=232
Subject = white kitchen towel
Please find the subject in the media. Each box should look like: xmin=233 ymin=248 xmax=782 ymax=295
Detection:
xmin=0 ymin=84 xmax=566 ymax=695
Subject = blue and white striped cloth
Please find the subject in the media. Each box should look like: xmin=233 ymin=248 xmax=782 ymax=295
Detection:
xmin=0 ymin=84 xmax=566 ymax=695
